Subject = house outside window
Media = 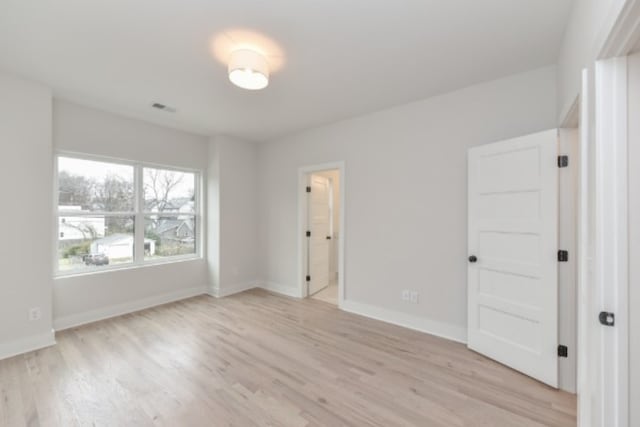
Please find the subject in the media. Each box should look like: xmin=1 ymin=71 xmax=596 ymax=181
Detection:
xmin=55 ymin=154 xmax=201 ymax=276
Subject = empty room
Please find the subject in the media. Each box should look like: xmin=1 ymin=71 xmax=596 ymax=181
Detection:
xmin=0 ymin=1 xmax=638 ymax=426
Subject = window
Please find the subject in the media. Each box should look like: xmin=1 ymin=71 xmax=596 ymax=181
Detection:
xmin=143 ymin=167 xmax=197 ymax=260
xmin=56 ymin=155 xmax=200 ymax=275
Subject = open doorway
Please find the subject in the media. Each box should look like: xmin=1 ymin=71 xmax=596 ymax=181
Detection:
xmin=307 ymin=170 xmax=339 ymax=305
xmin=298 ymin=162 xmax=345 ymax=307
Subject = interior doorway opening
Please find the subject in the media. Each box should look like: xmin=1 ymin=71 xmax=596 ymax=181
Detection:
xmin=307 ymin=169 xmax=340 ymax=305
xmin=298 ymin=162 xmax=345 ymax=307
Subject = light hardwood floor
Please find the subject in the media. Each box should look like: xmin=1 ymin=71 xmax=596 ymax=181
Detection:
xmin=311 ymin=283 xmax=338 ymax=306
xmin=0 ymin=289 xmax=576 ymax=426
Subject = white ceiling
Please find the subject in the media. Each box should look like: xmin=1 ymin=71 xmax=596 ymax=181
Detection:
xmin=0 ymin=0 xmax=574 ymax=142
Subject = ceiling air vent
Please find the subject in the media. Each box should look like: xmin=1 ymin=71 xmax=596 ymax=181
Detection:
xmin=151 ymin=102 xmax=176 ymax=113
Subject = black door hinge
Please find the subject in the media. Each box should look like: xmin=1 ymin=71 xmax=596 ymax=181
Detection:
xmin=558 ymin=345 xmax=568 ymax=358
xmin=558 ymin=155 xmax=569 ymax=168
xmin=599 ymin=311 xmax=615 ymax=326
xmin=306 ymin=186 xmax=311 ymax=193
xmin=306 ymin=275 xmax=311 ymax=282
xmin=558 ymin=250 xmax=569 ymax=262
xmin=306 ymin=231 xmax=311 ymax=237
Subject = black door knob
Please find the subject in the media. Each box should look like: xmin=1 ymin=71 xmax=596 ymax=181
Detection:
xmin=468 ymin=255 xmax=477 ymax=263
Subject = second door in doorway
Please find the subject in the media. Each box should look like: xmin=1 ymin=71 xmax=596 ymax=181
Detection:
xmin=308 ymin=174 xmax=331 ymax=295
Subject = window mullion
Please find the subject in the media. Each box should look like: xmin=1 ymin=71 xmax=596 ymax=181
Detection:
xmin=134 ymin=164 xmax=145 ymax=264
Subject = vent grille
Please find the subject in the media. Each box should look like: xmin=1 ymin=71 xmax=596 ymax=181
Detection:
xmin=151 ymin=102 xmax=176 ymax=113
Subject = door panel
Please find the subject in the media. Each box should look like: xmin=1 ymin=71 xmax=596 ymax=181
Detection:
xmin=308 ymin=175 xmax=331 ymax=295
xmin=468 ymin=129 xmax=559 ymax=387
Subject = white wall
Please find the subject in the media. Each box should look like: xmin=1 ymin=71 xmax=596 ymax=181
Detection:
xmin=628 ymin=49 xmax=640 ymax=427
xmin=207 ymin=135 xmax=259 ymax=296
xmin=53 ymin=100 xmax=209 ymax=170
xmin=556 ymin=0 xmax=627 ymax=120
xmin=0 ymin=71 xmax=54 ymax=359
xmin=52 ymin=100 xmax=210 ymax=329
xmin=207 ymin=139 xmax=221 ymax=293
xmin=257 ymin=66 xmax=557 ymax=341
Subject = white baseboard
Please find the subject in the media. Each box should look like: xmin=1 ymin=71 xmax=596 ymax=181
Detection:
xmin=259 ymin=281 xmax=302 ymax=298
xmin=0 ymin=329 xmax=56 ymax=361
xmin=208 ymin=281 xmax=258 ymax=298
xmin=54 ymin=285 xmax=207 ymax=331
xmin=341 ymin=299 xmax=467 ymax=344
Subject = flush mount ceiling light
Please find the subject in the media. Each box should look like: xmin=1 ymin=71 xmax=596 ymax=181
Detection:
xmin=228 ymin=49 xmax=269 ymax=90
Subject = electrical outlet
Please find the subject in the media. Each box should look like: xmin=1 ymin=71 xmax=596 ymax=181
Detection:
xmin=410 ymin=291 xmax=419 ymax=304
xmin=401 ymin=290 xmax=410 ymax=301
xmin=28 ymin=307 xmax=41 ymax=321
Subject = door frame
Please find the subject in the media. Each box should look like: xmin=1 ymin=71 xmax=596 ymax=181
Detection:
xmin=585 ymin=4 xmax=640 ymax=423
xmin=297 ymin=161 xmax=346 ymax=306
xmin=558 ymin=113 xmax=580 ymax=394
xmin=559 ymin=90 xmax=591 ymax=414
xmin=568 ymin=59 xmax=631 ymax=427
xmin=573 ymin=2 xmax=640 ymax=424
xmin=572 ymin=73 xmax=591 ymax=427
xmin=593 ymin=55 xmax=629 ymax=427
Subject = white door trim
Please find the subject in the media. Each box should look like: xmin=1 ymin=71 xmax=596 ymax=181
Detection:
xmin=577 ymin=68 xmax=592 ymax=427
xmin=298 ymin=161 xmax=346 ymax=307
xmin=592 ymin=8 xmax=640 ymax=425
xmin=593 ymin=56 xmax=629 ymax=427
xmin=598 ymin=0 xmax=640 ymax=59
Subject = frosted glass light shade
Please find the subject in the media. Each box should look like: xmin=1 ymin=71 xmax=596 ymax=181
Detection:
xmin=228 ymin=49 xmax=269 ymax=90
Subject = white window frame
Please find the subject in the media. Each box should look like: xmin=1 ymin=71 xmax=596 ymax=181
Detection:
xmin=54 ymin=151 xmax=202 ymax=277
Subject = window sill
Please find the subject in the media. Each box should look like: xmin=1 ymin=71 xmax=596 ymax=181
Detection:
xmin=54 ymin=255 xmax=203 ymax=280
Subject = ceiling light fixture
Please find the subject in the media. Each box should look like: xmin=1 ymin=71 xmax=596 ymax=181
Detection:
xmin=228 ymin=49 xmax=269 ymax=90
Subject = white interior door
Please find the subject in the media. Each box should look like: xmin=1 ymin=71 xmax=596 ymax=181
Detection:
xmin=467 ymin=129 xmax=559 ymax=388
xmin=308 ymin=174 xmax=331 ymax=296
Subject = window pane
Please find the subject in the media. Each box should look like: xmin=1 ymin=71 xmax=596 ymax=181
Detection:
xmin=58 ymin=215 xmax=135 ymax=272
xmin=144 ymin=215 xmax=196 ymax=259
xmin=143 ymin=167 xmax=195 ymax=213
xmin=58 ymin=157 xmax=134 ymax=212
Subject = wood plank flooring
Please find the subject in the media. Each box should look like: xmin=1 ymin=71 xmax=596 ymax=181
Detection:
xmin=0 ymin=289 xmax=576 ymax=426
xmin=310 ymin=283 xmax=338 ymax=306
